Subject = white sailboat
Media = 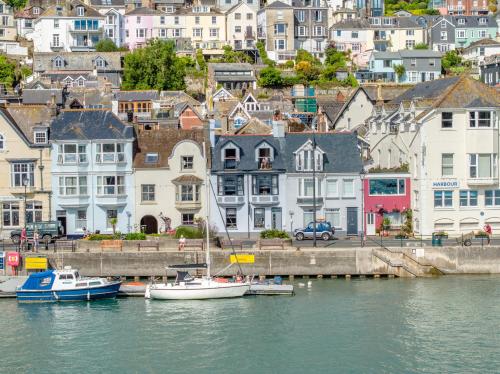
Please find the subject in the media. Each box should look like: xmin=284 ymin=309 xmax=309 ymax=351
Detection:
xmin=146 ymin=143 xmax=250 ymax=300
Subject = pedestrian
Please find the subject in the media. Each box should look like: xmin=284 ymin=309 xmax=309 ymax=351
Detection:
xmin=178 ymin=235 xmax=186 ymax=251
xmin=20 ymin=227 xmax=27 ymax=251
xmin=484 ymin=223 xmax=492 ymax=245
xmin=33 ymin=229 xmax=39 ymax=253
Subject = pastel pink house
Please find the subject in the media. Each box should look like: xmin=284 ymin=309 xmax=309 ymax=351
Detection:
xmin=363 ymin=173 xmax=411 ymax=235
xmin=124 ymin=7 xmax=160 ymax=50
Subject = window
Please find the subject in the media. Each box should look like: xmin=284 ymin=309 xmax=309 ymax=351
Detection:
xmin=145 ymin=153 xmax=158 ymax=164
xmin=441 ymin=112 xmax=453 ymax=128
xmin=106 ymin=210 xmax=117 ymax=229
xmin=485 ymin=190 xmax=500 ymax=206
xmin=75 ymin=210 xmax=87 ymax=230
xmin=406 ymin=29 xmax=414 ymax=36
xmin=469 ymin=111 xmax=493 ymax=128
xmin=434 ymin=190 xmax=453 ymax=207
xmin=274 ymin=23 xmax=285 ymax=35
xmin=212 ymin=16 xmax=217 ymax=24
xmin=429 ymin=59 xmax=435 ymax=67
xmin=209 ymin=28 xmax=218 ymax=38
xmin=368 ymin=179 xmax=405 ymax=195
xmin=303 ymin=210 xmax=318 ymax=226
xmin=298 ymin=178 xmax=321 ymax=197
xmin=351 ymin=31 xmax=358 ymax=38
xmin=252 ymin=175 xmax=278 ymax=195
xmin=26 ymin=201 xmax=42 ymax=223
xmin=458 ymin=18 xmax=465 ymax=25
xmin=160 ymin=16 xmax=165 ymax=24
xmin=223 ymin=148 xmax=238 ymax=169
xmin=457 ymin=30 xmax=466 ymax=38
xmin=3 ymin=202 xmax=19 ymax=226
xmin=297 ymin=10 xmax=305 ymax=22
xmin=314 ymin=26 xmax=323 ymax=36
xmin=257 ymin=147 xmax=272 ymax=169
xmin=217 ymin=175 xmax=244 ymax=195
xmin=235 ymin=26 xmax=241 ymax=33
xmin=326 ymin=179 xmax=338 ymax=197
xmin=343 ymin=179 xmax=354 ymax=197
xmin=97 ymin=176 xmax=125 ymax=195
xmin=442 ymin=154 xmax=454 ymax=176
xmin=54 ymin=19 xmax=59 ymax=28
xmin=182 ymin=213 xmax=194 ymax=225
xmin=52 ymin=34 xmax=60 ymax=47
xmin=406 ymin=40 xmax=415 ymax=49
xmin=383 ymin=59 xmax=391 ymax=68
xmin=181 ymin=156 xmax=193 ymax=170
xmin=176 ymin=185 xmax=200 ymax=202
xmin=58 ymin=144 xmax=87 ymax=164
xmin=297 ymin=26 xmax=306 ymax=36
xmin=410 ymin=58 xmax=417 ymax=66
xmin=11 ymin=162 xmax=34 ymax=187
xmin=468 ymin=154 xmax=497 ymax=178
xmin=479 ymin=17 xmax=487 ymax=24
xmin=274 ymin=39 xmax=286 ymax=50
xmin=141 ymin=184 xmax=155 ymax=201
xmin=478 ymin=30 xmax=486 ymax=38
xmin=174 ymin=16 xmax=179 ymax=25
xmin=235 ymin=13 xmax=241 ymax=20
xmin=34 ymin=131 xmax=47 ymax=144
xmin=136 ymin=16 xmax=141 ymax=23
xmin=325 ymin=208 xmax=340 ymax=228
xmin=314 ymin=10 xmax=322 ymax=22
xmin=193 ymin=28 xmax=202 ymax=37
xmin=226 ymin=208 xmax=237 ymax=228
xmin=195 ymin=16 xmax=200 ymax=24
xmin=59 ymin=176 xmax=87 ymax=196
xmin=96 ymin=143 xmax=125 ymax=163
xmin=254 ymin=208 xmax=265 ymax=228
xmin=77 ymin=6 xmax=84 ymax=16
xmin=0 ymin=134 xmax=4 ymax=150
xmin=136 ymin=28 xmax=145 ymax=38
xmin=95 ymin=58 xmax=105 ymax=68
xmin=459 ymin=190 xmax=478 ymax=207
xmin=33 ymin=7 xmax=39 ymax=15
xmin=173 ymin=29 xmax=180 ymax=37
xmin=440 ymin=31 xmax=447 ymax=40
xmin=296 ymin=148 xmax=322 ymax=171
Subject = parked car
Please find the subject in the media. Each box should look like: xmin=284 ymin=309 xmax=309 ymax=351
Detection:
xmin=294 ymin=221 xmax=335 ymax=241
xmin=11 ymin=221 xmax=64 ymax=244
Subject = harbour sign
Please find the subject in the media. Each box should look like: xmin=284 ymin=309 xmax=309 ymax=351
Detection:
xmin=432 ymin=180 xmax=459 ymax=189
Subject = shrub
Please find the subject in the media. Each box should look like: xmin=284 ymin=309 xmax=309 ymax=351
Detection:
xmin=87 ymin=234 xmax=114 ymax=241
xmin=124 ymin=232 xmax=146 ymax=240
xmin=174 ymin=226 xmax=204 ymax=239
xmin=260 ymin=230 xmax=290 ymax=239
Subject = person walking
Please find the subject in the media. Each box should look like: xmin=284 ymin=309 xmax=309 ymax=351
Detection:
xmin=20 ymin=227 xmax=27 ymax=252
xmin=33 ymin=230 xmax=40 ymax=253
xmin=484 ymin=223 xmax=492 ymax=245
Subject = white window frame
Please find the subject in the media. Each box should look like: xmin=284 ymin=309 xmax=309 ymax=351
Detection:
xmin=97 ymin=175 xmax=125 ymax=196
xmin=59 ymin=176 xmax=88 ymax=196
xmin=342 ymin=179 xmax=355 ymax=197
xmin=141 ymin=184 xmax=155 ymax=201
xmin=77 ymin=6 xmax=84 ymax=16
xmin=34 ymin=131 xmax=47 ymax=144
xmin=96 ymin=143 xmax=125 ymax=163
xmin=58 ymin=144 xmax=87 ymax=164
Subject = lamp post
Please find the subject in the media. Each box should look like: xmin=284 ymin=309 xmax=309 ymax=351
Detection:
xmin=360 ymin=169 xmax=366 ymax=246
xmin=22 ymin=176 xmax=29 ymax=228
xmin=312 ymin=135 xmax=317 ymax=248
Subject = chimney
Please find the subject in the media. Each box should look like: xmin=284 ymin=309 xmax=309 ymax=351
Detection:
xmin=336 ymin=90 xmax=346 ymax=102
xmin=104 ymin=82 xmax=112 ymax=94
xmin=272 ymin=120 xmax=285 ymax=138
xmin=209 ymin=117 xmax=216 ymax=146
xmin=221 ymin=116 xmax=229 ymax=134
xmin=51 ymin=92 xmax=56 ymax=106
xmin=376 ymin=84 xmax=383 ymax=105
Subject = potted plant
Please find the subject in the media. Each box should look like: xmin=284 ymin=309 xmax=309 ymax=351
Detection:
xmin=382 ymin=217 xmax=391 ymax=236
xmin=475 ymin=230 xmax=488 ymax=238
xmin=434 ymin=231 xmax=448 ymax=239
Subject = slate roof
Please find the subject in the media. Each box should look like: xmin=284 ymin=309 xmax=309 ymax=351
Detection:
xmin=125 ymin=6 xmax=163 ymax=15
xmin=389 ymin=76 xmax=461 ymax=104
xmin=134 ymin=128 xmax=207 ymax=169
xmin=114 ymin=90 xmax=159 ymax=102
xmin=372 ymin=50 xmax=442 ymax=59
xmin=362 ymin=85 xmax=412 ymax=103
xmin=22 ymin=89 xmax=64 ymax=105
xmin=210 ymin=63 xmax=254 ymax=72
xmin=90 ymin=0 xmax=125 ymax=6
xmin=211 ymin=135 xmax=286 ymax=172
xmin=465 ymin=38 xmax=500 ymax=51
xmin=1 ymin=106 xmax=54 ymax=147
xmin=15 ymin=6 xmax=44 ymax=19
xmin=40 ymin=0 xmax=103 ymax=18
xmin=171 ymin=175 xmax=204 ymax=184
xmin=451 ymin=15 xmax=497 ymax=27
xmin=284 ymin=132 xmax=362 ymax=173
xmin=265 ymin=0 xmax=292 ymax=8
xmin=50 ymin=110 xmax=134 ymax=140
xmin=65 ymin=88 xmax=114 ymax=109
xmin=33 ymin=52 xmax=125 ymax=73
xmin=160 ymin=91 xmax=201 ymax=107
xmin=331 ymin=17 xmax=422 ymax=30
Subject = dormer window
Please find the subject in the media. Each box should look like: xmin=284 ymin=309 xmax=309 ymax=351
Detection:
xmin=295 ymin=141 xmax=324 ymax=172
xmin=77 ymin=6 xmax=85 ymax=16
xmin=145 ymin=153 xmax=158 ymax=163
xmin=479 ymin=17 xmax=486 ymax=24
xmin=256 ymin=144 xmax=273 ymax=170
xmin=224 ymin=147 xmax=238 ymax=169
xmin=458 ymin=18 xmax=465 ymax=24
xmin=95 ymin=57 xmax=105 ymax=68
xmin=33 ymin=7 xmax=40 ymax=15
xmin=34 ymin=130 xmax=48 ymax=144
xmin=54 ymin=57 xmax=64 ymax=68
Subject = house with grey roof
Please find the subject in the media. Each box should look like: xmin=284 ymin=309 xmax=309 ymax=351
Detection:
xmin=50 ymin=109 xmax=135 ymax=236
xmin=292 ymin=0 xmax=329 ymax=61
xmin=207 ymin=63 xmax=257 ymax=92
xmin=89 ymin=0 xmax=126 ymax=47
xmin=368 ymin=50 xmax=442 ymax=83
xmin=480 ymin=54 xmax=500 ymax=88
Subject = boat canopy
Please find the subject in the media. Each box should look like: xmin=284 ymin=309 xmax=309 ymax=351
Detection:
xmin=21 ymin=270 xmax=55 ymax=290
xmin=166 ymin=263 xmax=207 ymax=270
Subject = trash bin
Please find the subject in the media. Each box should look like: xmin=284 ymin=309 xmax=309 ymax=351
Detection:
xmin=431 ymin=234 xmax=442 ymax=247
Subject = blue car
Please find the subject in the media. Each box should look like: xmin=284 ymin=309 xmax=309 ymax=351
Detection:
xmin=294 ymin=221 xmax=335 ymax=241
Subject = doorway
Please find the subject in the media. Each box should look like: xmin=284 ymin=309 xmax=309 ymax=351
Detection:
xmin=140 ymin=215 xmax=158 ymax=234
xmin=56 ymin=210 xmax=67 ymax=236
xmin=346 ymin=207 xmax=358 ymax=235
xmin=271 ymin=208 xmax=282 ymax=230
xmin=366 ymin=212 xmax=375 ymax=236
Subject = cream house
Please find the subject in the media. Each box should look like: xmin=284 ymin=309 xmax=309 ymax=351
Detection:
xmin=0 ymin=105 xmax=53 ymax=238
xmin=183 ymin=6 xmax=227 ymax=57
xmin=367 ymin=76 xmax=500 ymax=236
xmin=225 ymin=2 xmax=257 ymax=51
xmin=133 ymin=126 xmax=208 ymax=233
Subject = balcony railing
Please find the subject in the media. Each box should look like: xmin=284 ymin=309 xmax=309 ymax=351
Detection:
xmin=245 ymin=31 xmax=255 ymax=40
xmin=50 ymin=42 xmax=64 ymax=50
xmin=224 ymin=159 xmax=238 ymax=170
xmin=467 ymin=177 xmax=497 ymax=186
xmin=70 ymin=26 xmax=103 ymax=34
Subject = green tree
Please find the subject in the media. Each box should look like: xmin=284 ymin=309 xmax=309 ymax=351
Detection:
xmin=122 ymin=39 xmax=193 ymax=90
xmin=5 ymin=0 xmax=27 ymax=9
xmin=393 ymin=64 xmax=406 ymax=82
xmin=256 ymin=41 xmax=275 ymax=66
xmin=0 ymin=55 xmax=16 ymax=89
xmin=324 ymin=45 xmax=348 ymax=69
xmin=196 ymin=49 xmax=207 ymax=71
xmin=295 ymin=49 xmax=320 ymax=65
xmin=414 ymin=43 xmax=429 ymax=50
xmin=295 ymin=60 xmax=321 ymax=83
xmin=258 ymin=66 xmax=284 ymax=87
xmin=342 ymin=73 xmax=359 ymax=87
xmin=441 ymin=50 xmax=462 ymax=72
xmin=95 ymin=39 xmax=119 ymax=52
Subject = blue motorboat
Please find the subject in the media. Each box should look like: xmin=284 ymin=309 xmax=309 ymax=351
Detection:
xmin=16 ymin=266 xmax=121 ymax=302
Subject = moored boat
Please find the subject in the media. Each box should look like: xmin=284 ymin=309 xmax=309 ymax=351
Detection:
xmin=16 ymin=267 xmax=121 ymax=302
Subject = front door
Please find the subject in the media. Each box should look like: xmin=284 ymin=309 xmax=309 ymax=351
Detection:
xmin=271 ymin=208 xmax=282 ymax=230
xmin=56 ymin=210 xmax=67 ymax=236
xmin=346 ymin=207 xmax=358 ymax=235
xmin=366 ymin=213 xmax=375 ymax=236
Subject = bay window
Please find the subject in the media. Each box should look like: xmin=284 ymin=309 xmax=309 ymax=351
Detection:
xmin=176 ymin=184 xmax=200 ymax=202
xmin=252 ymin=175 xmax=278 ymax=195
xmin=469 ymin=111 xmax=494 ymax=128
xmin=97 ymin=176 xmax=125 ymax=195
xmin=96 ymin=143 xmax=125 ymax=163
xmin=59 ymin=176 xmax=88 ymax=196
xmin=468 ymin=153 xmax=497 ymax=178
xmin=217 ymin=175 xmax=244 ymax=196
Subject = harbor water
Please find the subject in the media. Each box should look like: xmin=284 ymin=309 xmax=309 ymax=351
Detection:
xmin=2 ymin=276 xmax=500 ymax=373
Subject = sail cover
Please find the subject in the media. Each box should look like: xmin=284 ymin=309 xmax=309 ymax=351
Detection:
xmin=166 ymin=263 xmax=208 ymax=270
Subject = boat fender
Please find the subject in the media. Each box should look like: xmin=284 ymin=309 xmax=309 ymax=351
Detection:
xmin=215 ymin=277 xmax=229 ymax=283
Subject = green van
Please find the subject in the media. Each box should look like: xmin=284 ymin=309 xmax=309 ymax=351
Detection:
xmin=10 ymin=221 xmax=65 ymax=244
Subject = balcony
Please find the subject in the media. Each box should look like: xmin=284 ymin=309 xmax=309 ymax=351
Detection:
xmin=296 ymin=196 xmax=324 ymax=206
xmin=245 ymin=31 xmax=255 ymax=40
xmin=175 ymin=200 xmax=202 ymax=210
xmin=467 ymin=177 xmax=498 ymax=186
xmin=70 ymin=26 xmax=103 ymax=34
xmin=50 ymin=42 xmax=64 ymax=51
xmin=251 ymin=195 xmax=279 ymax=205
xmin=58 ymin=195 xmax=90 ymax=209
xmin=216 ymin=195 xmax=245 ymax=206
xmin=224 ymin=159 xmax=239 ymax=170
xmin=70 ymin=43 xmax=96 ymax=51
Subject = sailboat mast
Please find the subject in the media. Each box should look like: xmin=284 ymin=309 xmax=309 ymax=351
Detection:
xmin=203 ymin=142 xmax=211 ymax=279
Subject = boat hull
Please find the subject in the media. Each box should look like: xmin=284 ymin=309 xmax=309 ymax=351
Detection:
xmin=16 ymin=282 xmax=121 ymax=302
xmin=149 ymin=282 xmax=250 ymax=300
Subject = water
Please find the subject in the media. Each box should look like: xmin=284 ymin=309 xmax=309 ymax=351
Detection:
xmin=1 ymin=276 xmax=500 ymax=374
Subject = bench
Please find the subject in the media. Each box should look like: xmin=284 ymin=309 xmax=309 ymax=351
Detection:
xmin=137 ymin=242 xmax=160 ymax=252
xmin=180 ymin=239 xmax=204 ymax=251
xmin=220 ymin=239 xmax=243 ymax=251
xmin=101 ymin=240 xmax=123 ymax=252
xmin=258 ymin=239 xmax=285 ymax=250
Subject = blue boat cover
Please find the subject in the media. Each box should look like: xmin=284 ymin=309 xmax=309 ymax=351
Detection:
xmin=21 ymin=270 xmax=55 ymax=290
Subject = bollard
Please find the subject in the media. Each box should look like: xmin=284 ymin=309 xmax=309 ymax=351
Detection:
xmin=374 ymin=274 xmax=380 ymax=278
xmin=317 ymin=274 xmax=323 ymax=279
xmin=134 ymin=276 xmax=140 ymax=282
xmin=289 ymin=275 xmax=295 ymax=281
xmin=345 ymin=274 xmax=351 ymax=279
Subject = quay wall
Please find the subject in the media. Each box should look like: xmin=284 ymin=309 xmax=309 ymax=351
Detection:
xmin=46 ymin=248 xmax=392 ymax=277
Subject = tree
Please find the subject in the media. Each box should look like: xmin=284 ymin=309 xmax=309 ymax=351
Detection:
xmin=110 ymin=218 xmax=118 ymax=235
xmin=414 ymin=43 xmax=429 ymax=50
xmin=214 ymin=45 xmax=252 ymax=63
xmin=342 ymin=73 xmax=359 ymax=87
xmin=295 ymin=60 xmax=321 ymax=83
xmin=95 ymin=39 xmax=119 ymax=52
xmin=256 ymin=41 xmax=275 ymax=66
xmin=295 ymin=49 xmax=320 ymax=66
xmin=393 ymin=64 xmax=406 ymax=82
xmin=0 ymin=55 xmax=16 ymax=89
xmin=441 ymin=50 xmax=462 ymax=72
xmin=122 ymin=39 xmax=193 ymax=90
xmin=258 ymin=66 xmax=284 ymax=87
xmin=5 ymin=0 xmax=27 ymax=9
xmin=324 ymin=45 xmax=348 ymax=70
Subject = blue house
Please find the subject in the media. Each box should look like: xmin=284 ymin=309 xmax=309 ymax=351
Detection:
xmin=50 ymin=110 xmax=135 ymax=236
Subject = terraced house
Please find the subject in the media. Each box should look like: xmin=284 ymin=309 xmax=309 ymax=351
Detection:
xmin=292 ymin=0 xmax=329 ymax=61
xmin=0 ymin=105 xmax=53 ymax=238
xmin=50 ymin=110 xmax=135 ymax=236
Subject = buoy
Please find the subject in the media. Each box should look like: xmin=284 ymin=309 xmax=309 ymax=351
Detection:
xmin=307 ymin=281 xmax=312 ymax=288
xmin=298 ymin=282 xmax=305 ymax=287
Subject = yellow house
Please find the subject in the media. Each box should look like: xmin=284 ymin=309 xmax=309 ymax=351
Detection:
xmin=0 ymin=105 xmax=53 ymax=237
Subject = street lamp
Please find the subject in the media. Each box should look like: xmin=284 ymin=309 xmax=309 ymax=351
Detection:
xmin=360 ymin=169 xmax=366 ymax=245
xmin=312 ymin=134 xmax=317 ymax=248
xmin=22 ymin=176 xmax=29 ymax=228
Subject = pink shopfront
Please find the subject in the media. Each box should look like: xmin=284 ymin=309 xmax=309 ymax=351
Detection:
xmin=363 ymin=173 xmax=411 ymax=235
